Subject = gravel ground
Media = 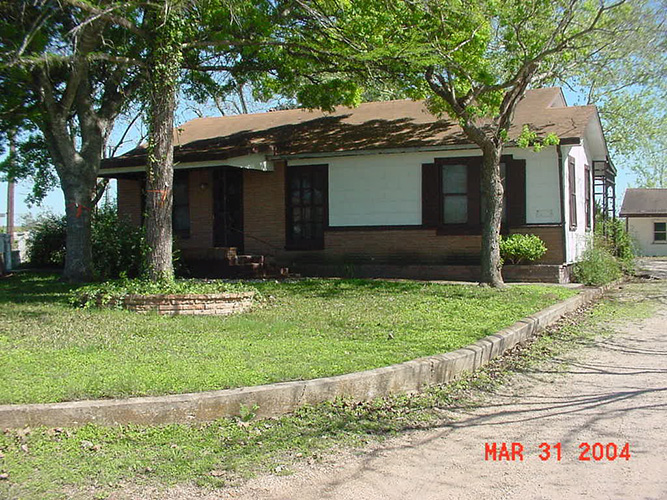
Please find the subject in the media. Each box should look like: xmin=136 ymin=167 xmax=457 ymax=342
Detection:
xmin=114 ymin=281 xmax=667 ymax=500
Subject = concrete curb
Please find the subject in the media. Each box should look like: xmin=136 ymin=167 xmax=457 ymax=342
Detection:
xmin=0 ymin=286 xmax=605 ymax=428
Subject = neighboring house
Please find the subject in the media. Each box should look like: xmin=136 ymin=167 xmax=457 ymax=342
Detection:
xmin=101 ymin=87 xmax=614 ymax=282
xmin=620 ymin=188 xmax=667 ymax=257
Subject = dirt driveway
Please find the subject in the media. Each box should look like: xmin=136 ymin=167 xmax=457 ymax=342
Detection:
xmin=637 ymin=257 xmax=667 ymax=280
xmin=209 ymin=282 xmax=667 ymax=500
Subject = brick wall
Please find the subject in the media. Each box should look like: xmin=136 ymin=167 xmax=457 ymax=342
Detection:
xmin=179 ymin=169 xmax=213 ymax=249
xmin=117 ymin=179 xmax=142 ymax=227
xmin=120 ymin=292 xmax=254 ymax=315
xmin=243 ymin=161 xmax=286 ymax=256
xmin=116 ymin=164 xmax=565 ymax=267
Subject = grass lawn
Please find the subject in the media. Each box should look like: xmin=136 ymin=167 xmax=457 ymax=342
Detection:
xmin=0 ymin=281 xmax=657 ymax=500
xmin=0 ymin=273 xmax=577 ymax=405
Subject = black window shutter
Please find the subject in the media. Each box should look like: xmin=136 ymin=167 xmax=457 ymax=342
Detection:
xmin=422 ymin=163 xmax=439 ymax=227
xmin=507 ymin=159 xmax=526 ymax=227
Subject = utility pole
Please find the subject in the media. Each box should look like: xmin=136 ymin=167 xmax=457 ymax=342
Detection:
xmin=5 ymin=131 xmax=16 ymax=270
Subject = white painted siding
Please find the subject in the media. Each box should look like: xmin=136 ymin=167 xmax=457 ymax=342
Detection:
xmin=627 ymin=218 xmax=667 ymax=256
xmin=562 ymin=143 xmax=594 ymax=263
xmin=290 ymin=147 xmax=562 ymax=228
xmin=512 ymin=148 xmax=561 ymax=224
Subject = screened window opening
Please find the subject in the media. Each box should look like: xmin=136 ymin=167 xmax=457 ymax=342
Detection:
xmin=173 ymin=171 xmax=190 ymax=239
xmin=442 ymin=163 xmax=468 ymax=224
xmin=654 ymin=222 xmax=666 ymax=242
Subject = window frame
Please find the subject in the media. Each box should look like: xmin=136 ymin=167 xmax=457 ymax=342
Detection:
xmin=434 ymin=156 xmax=481 ymax=235
xmin=584 ymin=164 xmax=591 ymax=231
xmin=172 ymin=170 xmax=191 ymax=240
xmin=441 ymin=162 xmax=469 ymax=225
xmin=568 ymin=157 xmax=577 ymax=230
xmin=654 ymin=221 xmax=667 ymax=243
xmin=285 ymin=164 xmax=329 ymax=251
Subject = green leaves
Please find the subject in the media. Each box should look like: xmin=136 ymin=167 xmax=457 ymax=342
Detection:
xmin=500 ymin=234 xmax=548 ymax=265
xmin=296 ymin=80 xmax=363 ymax=111
xmin=516 ymin=125 xmax=560 ymax=152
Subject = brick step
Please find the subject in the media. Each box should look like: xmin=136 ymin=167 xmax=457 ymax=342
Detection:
xmin=233 ymin=254 xmax=265 ymax=266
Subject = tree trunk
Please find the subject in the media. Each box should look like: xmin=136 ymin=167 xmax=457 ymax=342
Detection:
xmin=479 ymin=144 xmax=505 ymax=288
xmin=62 ymin=179 xmax=96 ymax=282
xmin=144 ymin=89 xmax=176 ymax=281
xmin=143 ymin=4 xmax=184 ymax=282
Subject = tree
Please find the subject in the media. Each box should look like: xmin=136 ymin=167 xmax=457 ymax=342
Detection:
xmin=65 ymin=0 xmax=291 ymax=281
xmin=565 ymin=1 xmax=667 ymax=188
xmin=0 ymin=1 xmax=144 ymax=281
xmin=1 ymin=0 xmax=284 ymax=282
xmin=292 ymin=0 xmax=651 ymax=286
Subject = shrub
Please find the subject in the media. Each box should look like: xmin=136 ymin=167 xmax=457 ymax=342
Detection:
xmin=500 ymin=234 xmax=548 ymax=265
xmin=26 ymin=213 xmax=66 ymax=267
xmin=594 ymin=215 xmax=635 ymax=273
xmin=26 ymin=204 xmax=147 ymax=278
xmin=573 ymin=241 xmax=623 ymax=286
xmin=91 ymin=204 xmax=147 ymax=279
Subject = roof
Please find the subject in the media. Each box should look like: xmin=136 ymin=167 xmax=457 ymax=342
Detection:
xmin=620 ymin=188 xmax=667 ymax=217
xmin=102 ymin=87 xmax=600 ymax=171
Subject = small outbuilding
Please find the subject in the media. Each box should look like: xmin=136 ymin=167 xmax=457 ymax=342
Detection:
xmin=620 ymin=188 xmax=667 ymax=257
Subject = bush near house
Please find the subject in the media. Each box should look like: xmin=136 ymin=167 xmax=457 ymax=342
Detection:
xmin=500 ymin=234 xmax=548 ymax=264
xmin=595 ymin=215 xmax=635 ymax=273
xmin=573 ymin=241 xmax=623 ymax=286
xmin=574 ymin=215 xmax=636 ymax=286
xmin=26 ymin=204 xmax=146 ymax=279
xmin=26 ymin=213 xmax=66 ymax=267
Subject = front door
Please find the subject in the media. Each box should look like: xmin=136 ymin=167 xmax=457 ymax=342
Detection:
xmin=213 ymin=167 xmax=244 ymax=251
xmin=286 ymin=164 xmax=328 ymax=250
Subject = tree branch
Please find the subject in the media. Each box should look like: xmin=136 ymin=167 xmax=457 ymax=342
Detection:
xmin=62 ymin=0 xmax=146 ymax=38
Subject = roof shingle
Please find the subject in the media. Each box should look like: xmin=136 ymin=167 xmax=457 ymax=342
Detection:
xmin=102 ymin=87 xmax=598 ymax=170
xmin=620 ymin=188 xmax=667 ymax=216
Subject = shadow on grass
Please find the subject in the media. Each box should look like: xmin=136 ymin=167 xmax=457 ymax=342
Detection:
xmin=0 ymin=272 xmax=80 ymax=305
xmin=253 ymin=278 xmax=478 ymax=299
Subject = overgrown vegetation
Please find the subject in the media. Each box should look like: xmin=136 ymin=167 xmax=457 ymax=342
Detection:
xmin=574 ymin=215 xmax=636 ymax=286
xmin=595 ymin=215 xmax=636 ymax=272
xmin=26 ymin=205 xmax=146 ymax=279
xmin=0 ymin=273 xmax=576 ymax=405
xmin=25 ymin=213 xmax=66 ymax=267
xmin=72 ymin=277 xmax=256 ymax=309
xmin=500 ymin=234 xmax=548 ymax=264
xmin=573 ymin=243 xmax=623 ymax=286
xmin=0 ymin=281 xmax=657 ymax=500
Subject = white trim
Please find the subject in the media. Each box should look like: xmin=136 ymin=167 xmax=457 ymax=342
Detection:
xmin=101 ymin=154 xmax=273 ymax=175
xmin=270 ymin=142 xmax=578 ymax=161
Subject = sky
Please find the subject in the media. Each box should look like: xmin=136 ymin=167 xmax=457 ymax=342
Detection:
xmin=0 ymin=90 xmax=640 ymax=227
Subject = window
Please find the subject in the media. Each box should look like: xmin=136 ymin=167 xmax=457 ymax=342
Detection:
xmin=442 ymin=163 xmax=468 ymax=224
xmin=568 ymin=157 xmax=577 ymax=230
xmin=422 ymin=156 xmax=525 ymax=233
xmin=173 ymin=171 xmax=190 ymax=239
xmin=654 ymin=222 xmax=666 ymax=242
xmin=286 ymin=164 xmax=328 ymax=250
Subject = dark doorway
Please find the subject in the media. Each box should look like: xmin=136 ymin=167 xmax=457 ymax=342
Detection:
xmin=286 ymin=164 xmax=328 ymax=250
xmin=213 ymin=167 xmax=244 ymax=250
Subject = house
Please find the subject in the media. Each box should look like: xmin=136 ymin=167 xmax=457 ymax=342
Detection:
xmin=100 ymin=87 xmax=615 ymax=282
xmin=620 ymin=188 xmax=667 ymax=257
